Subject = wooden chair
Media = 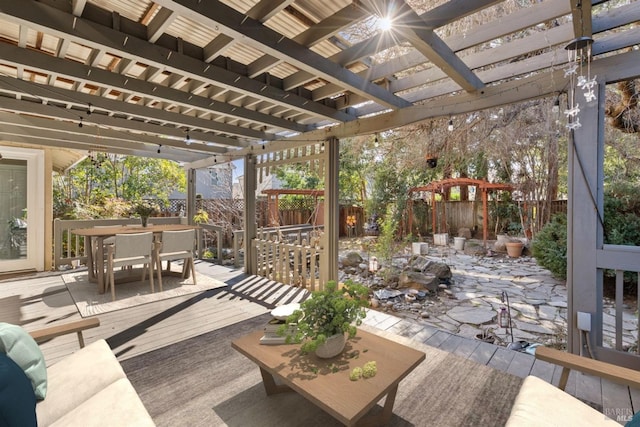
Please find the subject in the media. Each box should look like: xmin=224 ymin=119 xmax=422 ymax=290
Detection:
xmin=534 ymin=346 xmax=640 ymax=391
xmin=507 ymin=346 xmax=640 ymax=425
xmin=106 ymin=232 xmax=155 ymax=301
xmin=155 ymin=229 xmax=197 ymax=291
xmin=90 ymin=226 xmax=116 ymax=277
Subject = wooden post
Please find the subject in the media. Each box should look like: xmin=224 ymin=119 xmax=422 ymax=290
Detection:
xmin=321 ymin=138 xmax=339 ymax=285
xmin=244 ymin=154 xmax=258 ymax=275
xmin=431 ymin=193 xmax=436 ymax=234
xmin=186 ymin=167 xmax=196 ymax=224
xmin=567 ymin=80 xmax=605 ymax=356
xmin=482 ymin=189 xmax=488 ymax=247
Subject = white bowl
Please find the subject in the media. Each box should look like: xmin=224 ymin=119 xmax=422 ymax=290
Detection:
xmin=271 ymin=303 xmax=301 ymax=321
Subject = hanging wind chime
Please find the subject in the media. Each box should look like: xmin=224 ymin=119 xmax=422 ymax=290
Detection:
xmin=563 ymin=36 xmax=596 ymax=131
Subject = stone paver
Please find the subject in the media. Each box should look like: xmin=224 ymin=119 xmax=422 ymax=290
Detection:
xmin=339 ymin=240 xmax=638 ymax=351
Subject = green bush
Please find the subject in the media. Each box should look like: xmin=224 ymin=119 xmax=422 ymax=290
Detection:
xmin=531 ymin=213 xmax=567 ymax=279
xmin=532 ymin=185 xmax=640 ymax=281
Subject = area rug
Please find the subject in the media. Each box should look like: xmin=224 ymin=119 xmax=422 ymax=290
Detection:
xmin=121 ymin=313 xmax=523 ymax=427
xmin=62 ymin=266 xmax=227 ymax=317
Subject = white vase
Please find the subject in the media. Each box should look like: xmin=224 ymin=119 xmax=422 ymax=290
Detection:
xmin=315 ymin=333 xmax=346 ymax=358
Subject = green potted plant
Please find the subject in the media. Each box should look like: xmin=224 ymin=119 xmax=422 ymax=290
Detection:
xmin=131 ymin=201 xmax=158 ymax=227
xmin=278 ymin=280 xmax=369 ymax=358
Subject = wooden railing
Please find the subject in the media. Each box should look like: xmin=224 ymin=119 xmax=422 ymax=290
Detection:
xmin=197 ymin=223 xmax=224 ymax=263
xmin=251 ymin=225 xmax=325 ymax=290
xmin=594 ymin=244 xmax=640 ymax=367
xmin=53 ymin=217 xmax=183 ymax=269
xmin=54 ymin=219 xmax=317 ymax=271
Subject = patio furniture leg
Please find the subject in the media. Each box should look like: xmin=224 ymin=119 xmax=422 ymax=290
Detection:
xmin=259 ymin=367 xmax=291 ymax=395
xmin=97 ymin=236 xmax=106 ymax=294
xmin=355 ymin=384 xmax=398 ymax=427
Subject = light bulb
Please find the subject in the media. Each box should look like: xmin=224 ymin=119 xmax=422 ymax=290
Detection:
xmin=447 ymin=119 xmax=453 ymax=131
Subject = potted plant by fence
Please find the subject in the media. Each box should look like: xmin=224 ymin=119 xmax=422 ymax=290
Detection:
xmin=278 ymin=280 xmax=369 ymax=358
xmin=131 ymin=201 xmax=158 ymax=227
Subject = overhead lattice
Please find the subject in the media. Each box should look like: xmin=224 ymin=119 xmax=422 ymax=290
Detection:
xmin=0 ymin=0 xmax=637 ymax=165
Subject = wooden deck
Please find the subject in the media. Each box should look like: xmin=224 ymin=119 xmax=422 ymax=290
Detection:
xmin=1 ymin=262 xmax=638 ymax=424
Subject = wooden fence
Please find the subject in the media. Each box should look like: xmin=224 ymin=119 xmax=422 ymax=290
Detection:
xmin=251 ymin=226 xmax=325 ymax=290
xmin=406 ymin=199 xmax=568 ymax=239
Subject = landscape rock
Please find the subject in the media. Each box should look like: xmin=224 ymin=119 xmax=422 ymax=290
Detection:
xmin=342 ymin=251 xmax=364 ymax=267
xmin=398 ymin=271 xmax=439 ymax=292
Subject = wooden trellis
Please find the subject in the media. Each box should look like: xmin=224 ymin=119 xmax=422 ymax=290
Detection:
xmin=254 ymin=143 xmax=325 ymax=184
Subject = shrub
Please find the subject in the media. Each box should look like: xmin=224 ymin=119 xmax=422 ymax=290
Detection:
xmin=531 ymin=213 xmax=567 ymax=279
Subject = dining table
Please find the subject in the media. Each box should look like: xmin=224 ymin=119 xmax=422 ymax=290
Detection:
xmin=71 ymin=224 xmax=200 ymax=294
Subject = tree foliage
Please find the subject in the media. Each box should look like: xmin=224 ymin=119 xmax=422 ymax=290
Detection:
xmin=53 ymin=154 xmax=186 ymax=219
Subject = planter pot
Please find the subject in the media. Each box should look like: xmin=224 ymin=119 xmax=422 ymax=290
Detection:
xmin=453 ymin=237 xmax=466 ymax=251
xmin=315 ymin=333 xmax=346 ymax=358
xmin=411 ymin=242 xmax=429 ymax=255
xmin=505 ymin=242 xmax=524 ymax=258
xmin=475 ymin=332 xmax=495 ymax=344
xmin=433 ymin=233 xmax=448 ymax=246
xmin=140 ymin=216 xmax=149 ymax=227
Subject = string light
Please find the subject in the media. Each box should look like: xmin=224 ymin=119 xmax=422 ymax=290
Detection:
xmin=552 ymin=97 xmax=560 ymax=113
xmin=157 ymin=144 xmax=162 ymax=154
xmin=87 ymin=103 xmax=92 ymax=115
xmin=78 ymin=117 xmax=83 ymax=128
xmin=185 ymin=131 xmax=191 ymax=145
xmin=447 ymin=118 xmax=453 ymax=131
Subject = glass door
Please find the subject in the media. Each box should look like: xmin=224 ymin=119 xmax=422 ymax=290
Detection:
xmin=0 ymin=146 xmax=44 ymax=272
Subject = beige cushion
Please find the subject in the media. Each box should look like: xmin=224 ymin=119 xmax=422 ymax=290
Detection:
xmin=49 ymin=378 xmax=154 ymax=427
xmin=507 ymin=375 xmax=619 ymax=427
xmin=36 ymin=340 xmax=126 ymax=426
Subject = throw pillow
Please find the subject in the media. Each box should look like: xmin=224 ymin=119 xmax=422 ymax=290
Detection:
xmin=626 ymin=411 xmax=640 ymax=427
xmin=0 ymin=352 xmax=37 ymax=427
xmin=0 ymin=323 xmax=47 ymax=400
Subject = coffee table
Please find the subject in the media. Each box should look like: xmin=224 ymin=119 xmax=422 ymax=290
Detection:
xmin=232 ymin=328 xmax=425 ymax=426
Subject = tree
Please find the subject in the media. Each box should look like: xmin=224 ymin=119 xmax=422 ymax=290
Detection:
xmin=54 ymin=154 xmax=186 ymax=218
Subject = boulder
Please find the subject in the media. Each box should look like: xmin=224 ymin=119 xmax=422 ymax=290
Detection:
xmin=341 ymin=251 xmax=363 ymax=267
xmin=408 ymin=255 xmax=432 ymax=272
xmin=423 ymin=262 xmax=452 ymax=280
xmin=398 ymin=271 xmax=439 ymax=292
xmin=404 ymin=255 xmax=451 ymax=282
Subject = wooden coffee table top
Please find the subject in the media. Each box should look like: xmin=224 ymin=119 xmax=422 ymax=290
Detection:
xmin=232 ymin=328 xmax=425 ymax=426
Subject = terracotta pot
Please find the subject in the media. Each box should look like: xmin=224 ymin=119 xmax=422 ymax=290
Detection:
xmin=505 ymin=241 xmax=524 ymax=258
xmin=315 ymin=333 xmax=346 ymax=358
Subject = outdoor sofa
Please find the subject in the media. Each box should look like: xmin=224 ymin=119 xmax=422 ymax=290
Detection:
xmin=0 ymin=318 xmax=155 ymax=426
xmin=507 ymin=346 xmax=640 ymax=426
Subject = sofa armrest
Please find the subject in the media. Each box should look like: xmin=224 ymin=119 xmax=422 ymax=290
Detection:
xmin=535 ymin=346 xmax=640 ymax=390
xmin=29 ymin=317 xmax=100 ymax=348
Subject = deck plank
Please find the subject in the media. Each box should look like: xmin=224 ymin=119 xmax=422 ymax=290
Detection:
xmin=468 ymin=341 xmax=498 ymax=365
xmin=438 ymin=333 xmax=466 ymax=353
xmin=529 ymin=358 xmax=556 ymax=383
xmin=601 ymin=379 xmax=635 ymax=423
xmin=506 ymin=351 xmax=535 ymax=378
xmin=0 ymin=264 xmax=634 ymax=417
xmin=424 ymin=330 xmax=454 ymax=347
xmin=452 ymin=337 xmax=481 ymax=358
xmin=487 ymin=347 xmax=516 ymax=371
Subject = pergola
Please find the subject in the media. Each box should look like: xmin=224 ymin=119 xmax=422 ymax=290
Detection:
xmin=1 ymin=1 xmax=639 ymax=364
xmin=407 ymin=178 xmax=512 ymax=246
xmin=262 ymin=188 xmax=324 ymax=227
